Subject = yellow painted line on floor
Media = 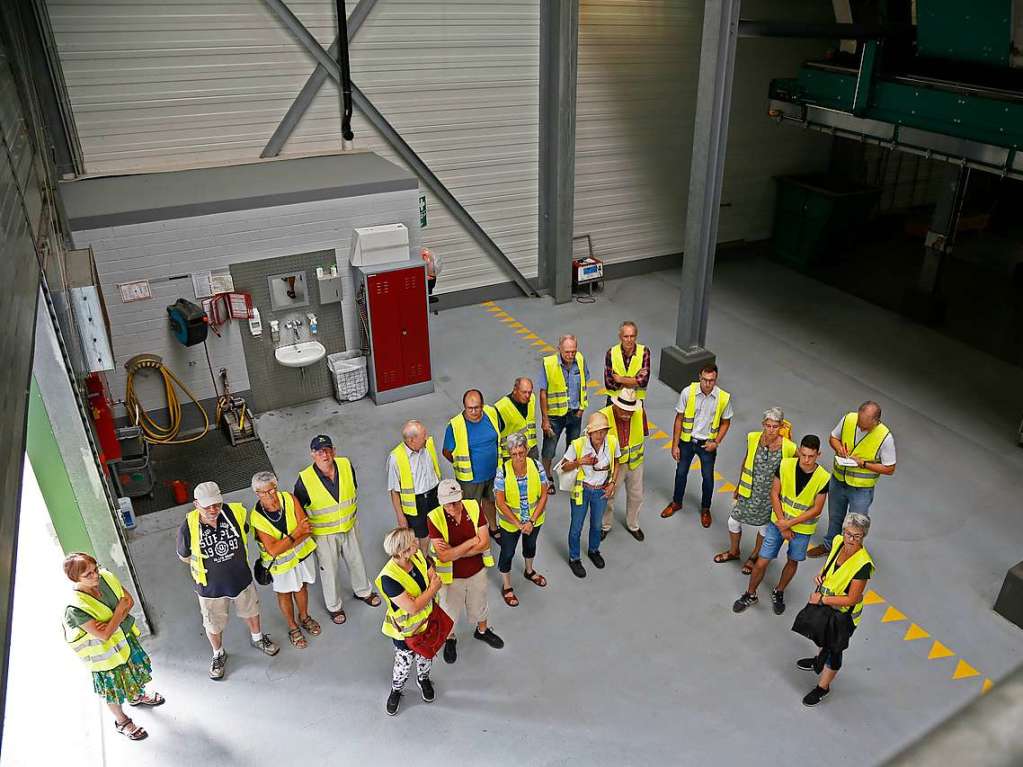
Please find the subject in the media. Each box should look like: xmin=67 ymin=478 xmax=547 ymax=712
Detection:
xmin=485 ymin=305 xmax=504 ymax=313
xmin=652 ymin=430 xmax=669 ymax=440
xmin=500 ymin=317 xmax=518 ymax=324
xmin=718 ymin=482 xmax=736 ymax=493
xmin=881 ymin=606 xmax=907 ymax=623
xmin=515 ymin=327 xmax=531 ymax=335
xmin=927 ymin=640 xmax=955 ymax=660
xmin=713 ymin=470 xmax=723 ymax=481
xmin=509 ymin=322 xmax=525 ymax=329
xmin=952 ymin=659 xmax=980 ymax=681
xmin=531 ymin=340 xmax=547 ymax=347
xmin=862 ymin=589 xmax=886 ymax=605
xmin=903 ymin=623 xmax=930 ymax=641
xmin=541 ymin=345 xmax=557 ymax=353
xmin=523 ymin=333 xmax=539 ymax=340
xmin=983 ymin=679 xmax=994 ymax=694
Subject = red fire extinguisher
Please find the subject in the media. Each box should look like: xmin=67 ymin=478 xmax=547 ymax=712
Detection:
xmin=168 ymin=480 xmax=190 ymax=505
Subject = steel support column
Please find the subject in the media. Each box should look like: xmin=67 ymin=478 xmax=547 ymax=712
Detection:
xmin=260 ymin=0 xmax=537 ymax=297
xmin=658 ymin=0 xmax=741 ymax=390
xmin=538 ymin=0 xmax=579 ymax=302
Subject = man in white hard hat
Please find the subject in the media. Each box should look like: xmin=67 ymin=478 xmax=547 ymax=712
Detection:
xmin=176 ymin=481 xmax=279 ymax=680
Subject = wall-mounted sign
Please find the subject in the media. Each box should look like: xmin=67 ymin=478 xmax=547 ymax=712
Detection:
xmin=118 ymin=280 xmax=152 ymax=303
xmin=419 ymin=193 xmax=427 ymax=228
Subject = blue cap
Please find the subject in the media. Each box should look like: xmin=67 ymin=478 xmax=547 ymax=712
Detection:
xmin=310 ymin=435 xmax=333 ymax=451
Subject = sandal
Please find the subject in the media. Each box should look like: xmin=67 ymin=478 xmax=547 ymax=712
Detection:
xmin=742 ymin=557 xmax=757 ymax=576
xmin=128 ymin=691 xmax=165 ymax=707
xmin=354 ymin=592 xmax=382 ymax=607
xmin=288 ymin=627 xmax=308 ymax=649
xmin=114 ymin=718 xmax=148 ymax=741
xmin=502 ymin=587 xmax=519 ymax=607
xmin=524 ymin=569 xmax=547 ymax=588
xmin=713 ymin=551 xmax=740 ymax=564
xmin=299 ymin=615 xmax=321 ymax=636
xmin=329 ymin=609 xmax=347 ymax=625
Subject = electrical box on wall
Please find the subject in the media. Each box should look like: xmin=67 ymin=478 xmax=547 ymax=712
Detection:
xmin=350 ymin=224 xmax=410 ymax=267
xmin=317 ymin=266 xmax=342 ymax=305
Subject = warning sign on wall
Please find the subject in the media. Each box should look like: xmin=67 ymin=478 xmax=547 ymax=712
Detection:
xmin=419 ymin=194 xmax=427 ymax=228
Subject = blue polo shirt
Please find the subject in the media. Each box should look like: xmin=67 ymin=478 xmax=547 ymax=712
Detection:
xmin=443 ymin=416 xmax=499 ymax=482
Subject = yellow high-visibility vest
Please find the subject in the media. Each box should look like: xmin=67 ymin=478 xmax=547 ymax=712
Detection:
xmin=737 ymin=432 xmax=797 ymax=499
xmin=773 ymin=458 xmax=831 ymax=535
xmin=679 ymin=382 xmax=730 ymax=442
xmin=426 ymin=500 xmax=495 ymax=583
xmin=832 ymin=412 xmax=891 ymax=488
xmin=448 ymin=407 xmax=499 ymax=482
xmin=609 ymin=343 xmax=646 ymax=399
xmin=298 ymin=458 xmax=358 ymax=536
xmin=250 ymin=493 xmax=317 ymax=575
xmin=375 ymin=550 xmax=434 ymax=640
xmin=543 ymin=353 xmax=587 ymax=417
xmin=498 ymin=458 xmax=544 ymax=532
xmin=568 ymin=434 xmax=620 ymax=505
xmin=820 ymin=536 xmax=875 ymax=626
xmin=186 ymin=502 xmax=248 ymax=586
xmin=390 ymin=438 xmax=441 ymax=517
xmin=599 ymin=404 xmax=644 ymax=469
xmin=494 ymin=394 xmax=537 ymax=459
xmin=65 ymin=569 xmax=141 ymax=672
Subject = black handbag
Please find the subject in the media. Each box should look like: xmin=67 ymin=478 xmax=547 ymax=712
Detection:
xmin=791 ymin=546 xmax=854 ymax=651
xmin=253 ymin=556 xmax=276 ymax=586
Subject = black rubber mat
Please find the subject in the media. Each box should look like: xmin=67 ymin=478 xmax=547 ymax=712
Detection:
xmin=129 ymin=429 xmax=270 ymax=517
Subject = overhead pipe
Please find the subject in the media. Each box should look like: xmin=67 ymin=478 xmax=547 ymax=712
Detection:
xmin=336 ymin=0 xmax=355 ymax=147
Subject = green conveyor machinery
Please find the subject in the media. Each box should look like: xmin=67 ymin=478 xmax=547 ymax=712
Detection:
xmin=767 ymin=0 xmax=1023 ymax=179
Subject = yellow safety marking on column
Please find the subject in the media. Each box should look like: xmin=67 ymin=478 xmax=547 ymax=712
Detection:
xmin=903 ymin=623 xmax=930 ymax=641
xmin=982 ymin=678 xmax=993 ymax=694
xmin=861 ymin=589 xmax=886 ymax=605
xmin=652 ymin=430 xmax=669 ymax=440
xmin=523 ymin=333 xmax=539 ymax=340
xmin=718 ymin=483 xmax=736 ymax=493
xmin=713 ymin=471 xmax=723 ymax=481
xmin=927 ymin=640 xmax=955 ymax=660
xmin=881 ymin=606 xmax=907 ymax=623
xmin=952 ymin=660 xmax=979 ymax=680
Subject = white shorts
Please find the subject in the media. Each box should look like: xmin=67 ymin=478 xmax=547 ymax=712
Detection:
xmin=728 ymin=515 xmax=766 ymax=536
xmin=271 ymin=556 xmax=318 ymax=594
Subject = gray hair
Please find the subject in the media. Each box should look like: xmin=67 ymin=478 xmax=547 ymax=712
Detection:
xmin=843 ymin=512 xmax=871 ymax=537
xmin=513 ymin=376 xmax=533 ymax=390
xmin=858 ymin=400 xmax=882 ymax=421
xmin=383 ymin=527 xmax=417 ymax=558
xmin=557 ymin=333 xmax=577 ymax=348
xmin=505 ymin=432 xmax=528 ymax=453
xmin=762 ymin=407 xmax=785 ymax=424
xmin=619 ymin=320 xmax=638 ymax=334
xmin=251 ymin=470 xmax=278 ymax=492
xmin=401 ymin=420 xmax=424 ymax=442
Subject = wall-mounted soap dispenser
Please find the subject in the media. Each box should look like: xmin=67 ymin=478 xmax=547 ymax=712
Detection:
xmin=269 ymin=319 xmax=280 ymax=343
xmin=306 ymin=313 xmax=318 ymax=335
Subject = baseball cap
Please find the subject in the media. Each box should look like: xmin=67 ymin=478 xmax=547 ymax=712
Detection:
xmin=310 ymin=434 xmax=334 ymax=451
xmin=194 ymin=481 xmax=223 ymax=507
xmin=437 ymin=479 xmax=463 ymax=505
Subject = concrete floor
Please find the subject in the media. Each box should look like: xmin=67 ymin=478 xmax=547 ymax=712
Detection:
xmin=33 ymin=257 xmax=1023 ymax=765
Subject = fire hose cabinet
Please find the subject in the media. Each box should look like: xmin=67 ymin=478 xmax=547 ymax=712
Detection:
xmin=356 ymin=261 xmax=434 ymax=404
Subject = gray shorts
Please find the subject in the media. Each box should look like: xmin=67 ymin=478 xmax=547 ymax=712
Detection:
xmin=459 ymin=479 xmax=495 ymax=503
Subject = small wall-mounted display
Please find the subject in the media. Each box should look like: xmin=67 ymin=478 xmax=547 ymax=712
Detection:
xmin=268 ymin=270 xmax=309 ymax=311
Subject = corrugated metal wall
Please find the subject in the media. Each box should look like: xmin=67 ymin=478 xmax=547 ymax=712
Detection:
xmin=573 ymin=0 xmax=833 ymax=264
xmin=45 ymin=0 xmax=540 ymax=294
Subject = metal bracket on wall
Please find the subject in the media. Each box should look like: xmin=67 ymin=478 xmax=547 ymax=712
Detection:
xmin=259 ymin=0 xmax=538 ymax=298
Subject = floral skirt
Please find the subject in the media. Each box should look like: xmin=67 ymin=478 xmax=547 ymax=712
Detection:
xmin=91 ymin=635 xmax=153 ymax=704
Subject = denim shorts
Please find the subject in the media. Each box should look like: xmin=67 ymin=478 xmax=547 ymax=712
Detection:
xmin=759 ymin=521 xmax=810 ymax=562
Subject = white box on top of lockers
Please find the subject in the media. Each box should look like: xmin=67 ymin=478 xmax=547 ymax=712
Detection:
xmin=350 ymin=223 xmax=410 ymax=267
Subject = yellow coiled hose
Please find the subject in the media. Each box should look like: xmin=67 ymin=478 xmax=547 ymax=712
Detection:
xmin=124 ymin=354 xmax=209 ymax=444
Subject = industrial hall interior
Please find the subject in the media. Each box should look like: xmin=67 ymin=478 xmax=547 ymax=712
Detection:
xmin=4 ymin=0 xmax=1023 ymax=765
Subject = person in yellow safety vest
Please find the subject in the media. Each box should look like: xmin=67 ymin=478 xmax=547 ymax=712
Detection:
xmin=426 ymin=480 xmax=505 ymax=665
xmin=250 ymin=471 xmax=320 ymax=650
xmin=559 ymin=412 xmax=621 ymax=579
xmin=176 ymin=481 xmax=279 ymax=681
xmin=63 ymin=552 xmax=164 ymax=741
xmin=539 ymin=334 xmax=588 ymax=496
xmin=597 ymin=387 xmax=648 ymax=541
xmin=604 ymin=320 xmax=650 ymax=405
xmin=714 ymin=408 xmax=797 ymax=576
xmin=387 ymin=419 xmax=442 ymax=552
xmin=376 ymin=527 xmax=443 ymax=716
xmin=662 ymin=363 xmax=733 ymax=528
xmin=797 ymin=512 xmax=875 ymax=707
xmin=495 ymin=432 xmax=551 ymax=607
xmin=442 ymin=390 xmax=501 ymax=539
xmin=807 ymin=401 xmax=896 ymax=558
xmin=733 ymin=435 xmax=830 ymax=617
xmin=495 ymin=376 xmax=538 ymax=461
xmin=294 ymin=435 xmax=381 ymax=627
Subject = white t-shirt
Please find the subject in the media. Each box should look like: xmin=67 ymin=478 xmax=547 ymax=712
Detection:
xmin=831 ymin=419 xmax=897 ymax=465
xmin=675 ymin=385 xmax=734 ymax=439
xmin=563 ymin=437 xmax=621 ymax=485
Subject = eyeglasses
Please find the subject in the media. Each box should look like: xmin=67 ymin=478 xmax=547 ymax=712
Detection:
xmin=843 ymin=530 xmax=864 ymax=541
xmin=255 ymin=488 xmax=277 ymax=496
xmin=80 ymin=567 xmax=98 ymax=578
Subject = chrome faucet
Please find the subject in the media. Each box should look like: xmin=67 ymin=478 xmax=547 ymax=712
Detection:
xmin=282 ymin=319 xmax=303 ymax=343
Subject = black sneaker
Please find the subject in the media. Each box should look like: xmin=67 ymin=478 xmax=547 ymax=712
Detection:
xmin=209 ymin=651 xmax=227 ymax=681
xmin=772 ymin=589 xmax=786 ymax=615
xmin=569 ymin=559 xmax=586 ymax=578
xmin=600 ymin=528 xmax=609 ymax=541
xmin=733 ymin=592 xmax=758 ymax=613
xmin=416 ymin=677 xmax=435 ymax=703
xmin=802 ymin=685 xmax=830 ymax=707
xmin=473 ymin=627 xmax=505 ymax=649
xmin=386 ymin=690 xmax=402 ymax=716
xmin=443 ymin=638 xmax=457 ymax=664
xmin=587 ymin=551 xmax=605 ymax=569
xmin=796 ymin=657 xmax=817 ymax=672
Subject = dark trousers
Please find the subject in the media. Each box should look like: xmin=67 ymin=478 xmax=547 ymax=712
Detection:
xmin=541 ymin=412 xmax=583 ymax=463
xmin=672 ymin=439 xmax=716 ymax=508
xmin=498 ymin=525 xmax=541 ymax=572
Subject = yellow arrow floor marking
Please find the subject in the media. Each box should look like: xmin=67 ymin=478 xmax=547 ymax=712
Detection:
xmin=982 ymin=678 xmax=993 ymax=694
xmin=927 ymin=640 xmax=955 ymax=660
xmin=903 ymin=623 xmax=930 ymax=641
xmin=881 ymin=606 xmax=907 ymax=623
xmin=952 ymin=659 xmax=980 ymax=680
xmin=718 ymin=483 xmax=736 ymax=493
xmin=861 ymin=589 xmax=886 ymax=605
